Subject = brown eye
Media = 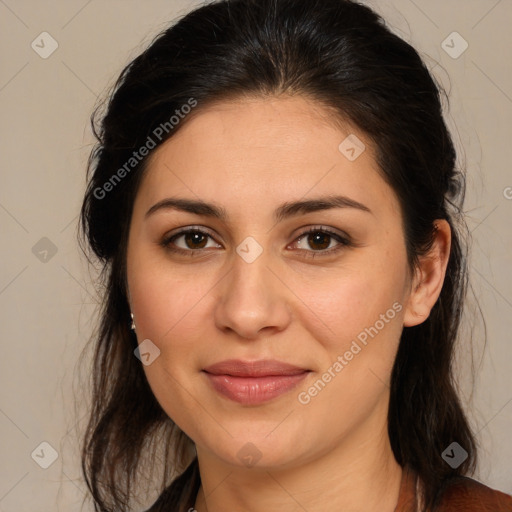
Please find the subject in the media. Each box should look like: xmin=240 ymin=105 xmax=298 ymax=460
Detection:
xmin=181 ymin=231 xmax=208 ymax=249
xmin=291 ymin=227 xmax=350 ymax=258
xmin=160 ymin=228 xmax=220 ymax=255
xmin=305 ymin=232 xmax=331 ymax=250
xmin=160 ymin=225 xmax=351 ymax=259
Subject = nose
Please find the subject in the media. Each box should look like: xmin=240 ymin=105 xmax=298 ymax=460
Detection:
xmin=213 ymin=247 xmax=292 ymax=340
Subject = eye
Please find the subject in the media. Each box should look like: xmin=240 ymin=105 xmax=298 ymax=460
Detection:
xmin=160 ymin=227 xmax=220 ymax=255
xmin=160 ymin=225 xmax=351 ymax=258
xmin=289 ymin=226 xmax=351 ymax=259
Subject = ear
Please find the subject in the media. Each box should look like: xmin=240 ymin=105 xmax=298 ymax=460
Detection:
xmin=403 ymin=219 xmax=451 ymax=327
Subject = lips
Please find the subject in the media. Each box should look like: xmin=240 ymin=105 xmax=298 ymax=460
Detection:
xmin=203 ymin=359 xmax=308 ymax=377
xmin=202 ymin=359 xmax=311 ymax=404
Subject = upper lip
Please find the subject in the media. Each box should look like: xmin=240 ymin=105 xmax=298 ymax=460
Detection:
xmin=203 ymin=359 xmax=309 ymax=377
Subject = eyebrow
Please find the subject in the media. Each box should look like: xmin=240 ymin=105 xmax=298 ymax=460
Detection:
xmin=145 ymin=195 xmax=372 ymax=223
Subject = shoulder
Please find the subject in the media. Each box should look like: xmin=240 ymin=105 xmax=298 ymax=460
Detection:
xmin=435 ymin=475 xmax=512 ymax=511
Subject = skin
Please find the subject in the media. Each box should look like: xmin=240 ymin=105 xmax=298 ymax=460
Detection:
xmin=126 ymin=94 xmax=451 ymax=511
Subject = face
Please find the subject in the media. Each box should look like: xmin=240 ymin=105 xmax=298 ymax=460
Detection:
xmin=126 ymin=95 xmax=415 ymax=470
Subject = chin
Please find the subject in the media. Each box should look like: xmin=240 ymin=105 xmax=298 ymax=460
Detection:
xmin=197 ymin=428 xmax=309 ymax=471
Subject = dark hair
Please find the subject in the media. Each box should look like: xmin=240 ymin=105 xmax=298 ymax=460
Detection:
xmin=77 ymin=0 xmax=477 ymax=510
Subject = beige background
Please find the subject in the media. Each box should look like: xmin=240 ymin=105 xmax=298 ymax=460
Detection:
xmin=0 ymin=0 xmax=511 ymax=510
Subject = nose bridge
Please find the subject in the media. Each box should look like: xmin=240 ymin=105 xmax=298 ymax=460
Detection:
xmin=231 ymin=242 xmax=271 ymax=301
xmin=214 ymin=236 xmax=291 ymax=338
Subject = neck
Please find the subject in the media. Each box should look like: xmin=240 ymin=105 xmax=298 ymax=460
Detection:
xmin=193 ymin=409 xmax=403 ymax=512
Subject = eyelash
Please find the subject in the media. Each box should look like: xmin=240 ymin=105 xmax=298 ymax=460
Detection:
xmin=160 ymin=225 xmax=351 ymax=259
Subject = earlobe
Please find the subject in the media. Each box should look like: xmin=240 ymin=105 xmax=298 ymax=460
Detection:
xmin=403 ymin=219 xmax=451 ymax=328
xmin=403 ymin=299 xmax=432 ymax=327
xmin=126 ymin=286 xmax=136 ymax=330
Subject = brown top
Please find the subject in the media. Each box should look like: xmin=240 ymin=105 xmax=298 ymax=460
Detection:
xmin=396 ymin=465 xmax=512 ymax=511
xmin=395 ymin=465 xmax=419 ymax=511
xmin=146 ymin=460 xmax=512 ymax=511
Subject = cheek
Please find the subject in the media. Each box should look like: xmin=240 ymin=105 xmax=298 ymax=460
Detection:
xmin=129 ymin=253 xmax=213 ymax=340
xmin=129 ymin=264 xmax=219 ymax=393
xmin=129 ymin=267 xmax=215 ymax=434
xmin=302 ymin=261 xmax=406 ymax=353
xmin=293 ymin=270 xmax=405 ymax=439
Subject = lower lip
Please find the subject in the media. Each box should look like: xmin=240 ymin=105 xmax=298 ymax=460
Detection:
xmin=203 ymin=371 xmax=310 ymax=405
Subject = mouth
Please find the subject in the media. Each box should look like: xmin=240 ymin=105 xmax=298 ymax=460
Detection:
xmin=202 ymin=359 xmax=311 ymax=405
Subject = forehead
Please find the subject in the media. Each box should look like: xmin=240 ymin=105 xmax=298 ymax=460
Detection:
xmin=152 ymin=94 xmax=361 ymax=160
xmin=134 ymin=95 xmax=401 ymax=223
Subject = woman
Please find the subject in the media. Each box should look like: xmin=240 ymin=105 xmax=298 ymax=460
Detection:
xmin=77 ymin=0 xmax=512 ymax=510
